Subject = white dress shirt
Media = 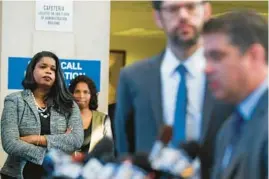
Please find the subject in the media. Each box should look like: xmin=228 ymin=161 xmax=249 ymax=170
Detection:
xmin=161 ymin=47 xmax=206 ymax=141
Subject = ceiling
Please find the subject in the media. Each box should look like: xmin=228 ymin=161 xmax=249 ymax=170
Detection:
xmin=110 ymin=1 xmax=268 ymax=38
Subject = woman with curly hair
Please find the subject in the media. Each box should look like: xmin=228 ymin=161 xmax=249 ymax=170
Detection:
xmin=69 ymin=75 xmax=113 ymax=154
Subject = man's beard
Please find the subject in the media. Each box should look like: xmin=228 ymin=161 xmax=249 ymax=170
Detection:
xmin=169 ymin=28 xmax=200 ymax=49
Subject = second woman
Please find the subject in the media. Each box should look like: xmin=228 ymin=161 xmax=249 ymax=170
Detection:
xmin=69 ymin=75 xmax=113 ymax=154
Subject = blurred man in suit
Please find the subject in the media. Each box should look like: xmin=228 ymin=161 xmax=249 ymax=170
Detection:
xmin=203 ymin=10 xmax=268 ymax=179
xmin=114 ymin=1 xmax=233 ymax=178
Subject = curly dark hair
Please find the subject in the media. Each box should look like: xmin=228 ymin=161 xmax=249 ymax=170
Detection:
xmin=22 ymin=51 xmax=74 ymax=116
xmin=68 ymin=75 xmax=98 ymax=110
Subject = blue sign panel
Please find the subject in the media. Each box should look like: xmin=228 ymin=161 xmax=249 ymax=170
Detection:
xmin=8 ymin=57 xmax=101 ymax=91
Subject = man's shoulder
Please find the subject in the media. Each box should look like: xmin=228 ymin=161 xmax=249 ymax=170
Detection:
xmin=122 ymin=53 xmax=163 ymax=75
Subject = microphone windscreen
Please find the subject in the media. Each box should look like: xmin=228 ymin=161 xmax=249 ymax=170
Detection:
xmin=159 ymin=125 xmax=173 ymax=145
xmin=179 ymin=141 xmax=200 ymax=160
xmin=131 ymin=152 xmax=153 ymax=173
xmin=149 ymin=125 xmax=173 ymax=162
xmin=81 ymin=158 xmax=103 ymax=179
xmin=84 ymin=137 xmax=115 ymax=163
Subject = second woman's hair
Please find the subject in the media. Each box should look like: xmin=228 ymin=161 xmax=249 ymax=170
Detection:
xmin=68 ymin=75 xmax=98 ymax=110
xmin=22 ymin=51 xmax=74 ymax=116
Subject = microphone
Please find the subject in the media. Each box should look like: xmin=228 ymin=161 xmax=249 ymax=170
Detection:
xmin=177 ymin=141 xmax=201 ymax=178
xmin=78 ymin=137 xmax=116 ymax=178
xmin=43 ymin=137 xmax=115 ymax=179
xmin=149 ymin=125 xmax=173 ymax=162
xmin=83 ymin=137 xmax=115 ymax=164
xmin=112 ymin=162 xmax=148 ymax=179
xmin=131 ymin=152 xmax=175 ymax=179
xmin=131 ymin=152 xmax=153 ymax=173
xmin=92 ymin=156 xmax=148 ymax=179
xmin=178 ymin=140 xmax=200 ymax=160
xmin=43 ymin=149 xmax=82 ymax=179
xmin=97 ymin=162 xmax=119 ymax=179
xmin=80 ymin=158 xmax=104 ymax=179
xmin=43 ymin=149 xmax=72 ymax=173
xmin=151 ymin=146 xmax=184 ymax=171
xmin=150 ymin=141 xmax=201 ymax=178
xmin=169 ymin=141 xmax=201 ymax=178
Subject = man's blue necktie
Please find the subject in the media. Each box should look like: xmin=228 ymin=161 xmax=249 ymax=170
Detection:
xmin=171 ymin=65 xmax=187 ymax=147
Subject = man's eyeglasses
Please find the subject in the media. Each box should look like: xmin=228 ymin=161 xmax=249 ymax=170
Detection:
xmin=160 ymin=2 xmax=205 ymax=16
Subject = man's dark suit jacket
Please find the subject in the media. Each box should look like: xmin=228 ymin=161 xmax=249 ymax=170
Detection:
xmin=114 ymin=53 xmax=234 ymax=178
xmin=211 ymin=91 xmax=268 ymax=179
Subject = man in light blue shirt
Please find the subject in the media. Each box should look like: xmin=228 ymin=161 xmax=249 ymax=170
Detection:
xmin=203 ymin=10 xmax=268 ymax=179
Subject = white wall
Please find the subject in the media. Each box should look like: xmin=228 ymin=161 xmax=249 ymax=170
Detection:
xmin=0 ymin=1 xmax=110 ymax=167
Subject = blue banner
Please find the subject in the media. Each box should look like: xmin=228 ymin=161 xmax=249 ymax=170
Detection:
xmin=8 ymin=57 xmax=101 ymax=91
